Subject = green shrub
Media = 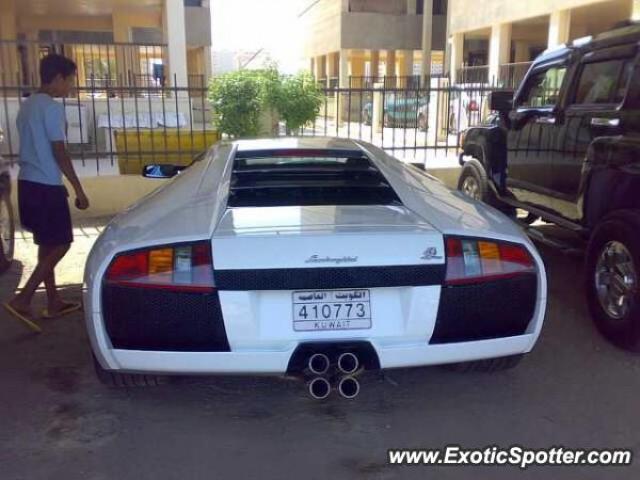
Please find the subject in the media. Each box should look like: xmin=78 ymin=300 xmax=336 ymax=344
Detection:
xmin=277 ymin=73 xmax=324 ymax=135
xmin=208 ymin=67 xmax=324 ymax=138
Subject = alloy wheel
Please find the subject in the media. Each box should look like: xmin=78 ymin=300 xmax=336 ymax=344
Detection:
xmin=595 ymin=241 xmax=637 ymax=320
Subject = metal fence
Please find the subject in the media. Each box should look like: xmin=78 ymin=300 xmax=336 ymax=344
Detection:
xmin=302 ymin=78 xmax=501 ymax=166
xmin=0 ymin=72 xmax=504 ymax=176
xmin=0 ymin=39 xmax=171 ymax=89
xmin=0 ymin=75 xmax=214 ymax=176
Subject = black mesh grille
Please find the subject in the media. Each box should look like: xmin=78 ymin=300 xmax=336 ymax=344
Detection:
xmin=215 ymin=265 xmax=446 ymax=291
xmin=102 ymin=285 xmax=230 ymax=352
xmin=430 ymin=274 xmax=538 ymax=344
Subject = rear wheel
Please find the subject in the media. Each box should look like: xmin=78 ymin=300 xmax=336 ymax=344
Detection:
xmin=0 ymin=178 xmax=15 ymax=274
xmin=586 ymin=212 xmax=640 ymax=352
xmin=93 ymin=355 xmax=166 ymax=387
xmin=458 ymin=160 xmax=490 ymax=202
xmin=444 ymin=355 xmax=524 ymax=373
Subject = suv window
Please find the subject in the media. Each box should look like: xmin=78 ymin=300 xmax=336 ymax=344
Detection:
xmin=573 ymin=59 xmax=630 ymax=105
xmin=518 ymin=66 xmax=567 ymax=108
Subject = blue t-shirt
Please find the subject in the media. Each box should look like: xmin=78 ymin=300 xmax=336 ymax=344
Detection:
xmin=16 ymin=93 xmax=66 ymax=186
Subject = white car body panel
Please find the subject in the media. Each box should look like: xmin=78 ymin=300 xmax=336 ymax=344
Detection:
xmin=84 ymin=137 xmax=547 ymax=375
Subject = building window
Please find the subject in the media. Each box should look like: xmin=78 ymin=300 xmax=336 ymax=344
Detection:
xmin=184 ymin=0 xmax=203 ymax=6
xmin=417 ymin=0 xmax=424 ymax=14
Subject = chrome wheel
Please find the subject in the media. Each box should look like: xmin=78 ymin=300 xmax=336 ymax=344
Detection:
xmin=595 ymin=241 xmax=637 ymax=320
xmin=461 ymin=175 xmax=481 ymax=200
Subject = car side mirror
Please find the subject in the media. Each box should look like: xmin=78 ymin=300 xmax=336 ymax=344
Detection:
xmin=142 ymin=164 xmax=183 ymax=179
xmin=489 ymin=90 xmax=514 ymax=113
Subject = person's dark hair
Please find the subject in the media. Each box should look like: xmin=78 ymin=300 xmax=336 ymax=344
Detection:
xmin=40 ymin=54 xmax=77 ymax=85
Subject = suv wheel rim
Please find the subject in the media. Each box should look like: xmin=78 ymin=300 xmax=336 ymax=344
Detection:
xmin=461 ymin=176 xmax=480 ymax=200
xmin=595 ymin=241 xmax=637 ymax=320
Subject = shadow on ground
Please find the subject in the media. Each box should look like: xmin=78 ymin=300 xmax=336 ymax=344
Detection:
xmin=1 ymin=245 xmax=639 ymax=480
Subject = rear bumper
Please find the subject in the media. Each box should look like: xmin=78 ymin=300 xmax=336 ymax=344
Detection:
xmin=95 ymin=334 xmax=538 ymax=375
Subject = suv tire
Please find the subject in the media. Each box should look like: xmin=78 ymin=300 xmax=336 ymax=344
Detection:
xmin=586 ymin=212 xmax=640 ymax=352
xmin=458 ymin=159 xmax=491 ymax=202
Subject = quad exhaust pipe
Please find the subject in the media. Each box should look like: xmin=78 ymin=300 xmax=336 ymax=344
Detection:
xmin=305 ymin=351 xmax=362 ymax=400
xmin=307 ymin=353 xmax=330 ymax=375
xmin=337 ymin=376 xmax=360 ymax=399
xmin=308 ymin=377 xmax=331 ymax=400
xmin=337 ymin=352 xmax=360 ymax=375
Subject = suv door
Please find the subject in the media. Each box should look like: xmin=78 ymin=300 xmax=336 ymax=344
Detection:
xmin=506 ymin=62 xmax=568 ymax=207
xmin=554 ymin=46 xmax=636 ymax=220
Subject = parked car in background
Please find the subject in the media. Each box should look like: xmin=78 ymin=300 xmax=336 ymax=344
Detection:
xmin=448 ymin=84 xmax=486 ymax=133
xmin=0 ymin=125 xmax=14 ymax=273
xmin=457 ymin=23 xmax=640 ymax=351
xmin=85 ymin=137 xmax=547 ymax=396
xmin=363 ymin=93 xmax=429 ymax=131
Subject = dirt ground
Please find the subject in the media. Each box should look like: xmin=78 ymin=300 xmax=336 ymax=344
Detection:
xmin=1 ymin=221 xmax=639 ymax=480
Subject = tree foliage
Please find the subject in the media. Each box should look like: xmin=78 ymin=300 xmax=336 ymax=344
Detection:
xmin=208 ymin=67 xmax=324 ymax=138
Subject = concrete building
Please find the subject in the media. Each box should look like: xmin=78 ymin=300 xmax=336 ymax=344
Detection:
xmin=448 ymin=0 xmax=640 ymax=85
xmin=301 ymin=0 xmax=448 ymax=87
xmin=0 ymin=0 xmax=212 ymax=88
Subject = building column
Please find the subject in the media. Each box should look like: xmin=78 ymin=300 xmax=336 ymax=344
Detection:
xmin=385 ymin=50 xmax=396 ymax=77
xmin=350 ymin=51 xmax=365 ymax=86
xmin=309 ymin=57 xmax=315 ymax=75
xmin=420 ymin=0 xmax=433 ymax=82
xmin=399 ymin=50 xmax=414 ymax=77
xmin=316 ymin=54 xmax=327 ymax=82
xmin=370 ymin=50 xmax=380 ymax=78
xmin=0 ymin=0 xmax=19 ymax=85
xmin=407 ymin=0 xmax=417 ymax=14
xmin=548 ymin=9 xmax=571 ymax=49
xmin=489 ymin=23 xmax=512 ymax=85
xmin=449 ymin=32 xmax=464 ymax=84
xmin=163 ymin=0 xmax=188 ymax=87
xmin=339 ymin=49 xmax=349 ymax=88
xmin=514 ymin=41 xmax=530 ymax=63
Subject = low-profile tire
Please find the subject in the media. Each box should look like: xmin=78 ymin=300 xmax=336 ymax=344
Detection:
xmin=458 ymin=160 xmax=490 ymax=203
xmin=444 ymin=354 xmax=524 ymax=373
xmin=93 ymin=355 xmax=166 ymax=387
xmin=0 ymin=180 xmax=15 ymax=274
xmin=585 ymin=212 xmax=640 ymax=352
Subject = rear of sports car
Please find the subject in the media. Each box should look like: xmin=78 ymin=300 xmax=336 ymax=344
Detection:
xmin=86 ymin=140 xmax=546 ymax=396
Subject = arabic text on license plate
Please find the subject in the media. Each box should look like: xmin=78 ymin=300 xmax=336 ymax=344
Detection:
xmin=292 ymin=289 xmax=372 ymax=332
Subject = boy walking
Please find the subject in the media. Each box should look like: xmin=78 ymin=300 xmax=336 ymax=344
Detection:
xmin=3 ymin=54 xmax=90 ymax=332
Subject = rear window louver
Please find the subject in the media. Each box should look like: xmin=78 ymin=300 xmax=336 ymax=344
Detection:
xmin=227 ymin=150 xmax=402 ymax=208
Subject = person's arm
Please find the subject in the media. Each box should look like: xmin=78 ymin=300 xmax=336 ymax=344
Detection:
xmin=51 ymin=142 xmax=89 ymax=210
xmin=45 ymin=102 xmax=89 ymax=210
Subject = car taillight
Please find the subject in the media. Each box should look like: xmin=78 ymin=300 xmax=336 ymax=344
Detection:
xmin=445 ymin=237 xmax=536 ymax=285
xmin=105 ymin=241 xmax=215 ymax=292
xmin=468 ymin=100 xmax=479 ymax=112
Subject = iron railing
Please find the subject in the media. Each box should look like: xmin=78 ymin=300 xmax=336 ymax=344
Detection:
xmin=0 ymin=39 xmax=170 ymax=89
xmin=0 ymin=75 xmax=504 ymax=177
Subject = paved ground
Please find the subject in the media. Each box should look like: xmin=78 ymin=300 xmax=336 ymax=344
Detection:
xmin=1 ymin=221 xmax=640 ymax=480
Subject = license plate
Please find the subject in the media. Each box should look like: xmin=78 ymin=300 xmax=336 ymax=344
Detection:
xmin=292 ymin=289 xmax=372 ymax=332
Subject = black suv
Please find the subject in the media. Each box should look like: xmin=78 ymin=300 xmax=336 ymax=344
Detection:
xmin=458 ymin=23 xmax=640 ymax=351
